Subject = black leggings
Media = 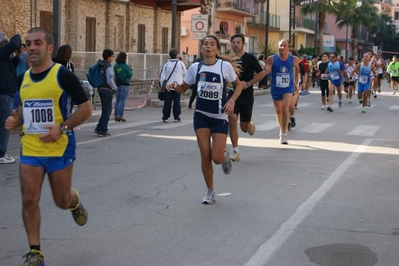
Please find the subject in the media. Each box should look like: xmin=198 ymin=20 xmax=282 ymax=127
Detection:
xmin=320 ymin=80 xmax=329 ymax=97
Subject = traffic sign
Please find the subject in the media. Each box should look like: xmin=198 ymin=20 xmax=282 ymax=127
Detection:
xmin=299 ymin=0 xmax=320 ymax=6
xmin=191 ymin=14 xmax=208 ymax=33
xmin=193 ymin=32 xmax=206 ymax=40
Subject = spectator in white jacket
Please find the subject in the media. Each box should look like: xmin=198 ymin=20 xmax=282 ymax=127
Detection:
xmin=159 ymin=48 xmax=187 ymax=122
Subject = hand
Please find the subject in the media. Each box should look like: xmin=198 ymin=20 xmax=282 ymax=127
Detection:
xmin=166 ymin=82 xmax=177 ymax=92
xmin=38 ymin=125 xmax=62 ymax=143
xmin=5 ymin=110 xmax=20 ymax=130
xmin=223 ymin=99 xmax=235 ymax=114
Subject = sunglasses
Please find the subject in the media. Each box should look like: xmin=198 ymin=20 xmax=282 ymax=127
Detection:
xmin=330 ymin=56 xmax=336 ymax=58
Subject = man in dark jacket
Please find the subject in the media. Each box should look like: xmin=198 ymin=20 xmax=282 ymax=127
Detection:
xmin=0 ymin=32 xmax=21 ymax=164
xmin=93 ymin=49 xmax=117 ymax=137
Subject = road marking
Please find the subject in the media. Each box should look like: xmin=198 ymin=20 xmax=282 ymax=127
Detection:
xmin=256 ymin=121 xmax=280 ymax=131
xmin=77 ymin=130 xmax=142 ymax=145
xmin=388 ymin=105 xmax=399 ymax=110
xmin=108 ymin=120 xmax=158 ymax=129
xmin=151 ymin=121 xmax=191 ymax=129
xmin=296 ymin=102 xmax=313 ymax=107
xmin=347 ymin=125 xmax=381 ymax=136
xmin=298 ymin=123 xmax=334 ymax=133
xmin=244 ymin=139 xmax=372 ymax=266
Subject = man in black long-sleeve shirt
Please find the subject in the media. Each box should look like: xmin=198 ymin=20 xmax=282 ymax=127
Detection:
xmin=0 ymin=32 xmax=22 ymax=164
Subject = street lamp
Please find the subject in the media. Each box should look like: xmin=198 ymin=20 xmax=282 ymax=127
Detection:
xmin=345 ymin=0 xmax=362 ymax=62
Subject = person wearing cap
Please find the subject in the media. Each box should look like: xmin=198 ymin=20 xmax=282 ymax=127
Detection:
xmin=0 ymin=32 xmax=22 ymax=164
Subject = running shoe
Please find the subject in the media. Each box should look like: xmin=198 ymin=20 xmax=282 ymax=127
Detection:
xmin=359 ymin=98 xmax=363 ymax=104
xmin=280 ymin=134 xmax=289 ymax=145
xmin=0 ymin=154 xmax=16 ymax=164
xmin=321 ymin=105 xmax=326 ymax=110
xmin=248 ymin=120 xmax=256 ymax=136
xmin=201 ymin=188 xmax=215 ymax=204
xmin=392 ymin=91 xmax=396 ymax=95
xmin=374 ymin=94 xmax=377 ymax=99
xmin=69 ymin=189 xmax=88 ymax=226
xmin=290 ymin=117 xmax=296 ymax=128
xmin=327 ymin=106 xmax=333 ymax=112
xmin=338 ymin=101 xmax=342 ymax=108
xmin=93 ymin=130 xmax=100 ymax=135
xmin=21 ymin=249 xmax=45 ymax=266
xmin=348 ymin=99 xmax=352 ymax=103
xmin=361 ymin=107 xmax=366 ymax=113
xmin=231 ymin=151 xmax=240 ymax=162
xmin=222 ymin=149 xmax=232 ymax=174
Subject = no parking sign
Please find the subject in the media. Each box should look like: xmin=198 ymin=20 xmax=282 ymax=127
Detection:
xmin=191 ymin=14 xmax=208 ymax=33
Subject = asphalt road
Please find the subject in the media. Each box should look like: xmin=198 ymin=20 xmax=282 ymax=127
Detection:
xmin=1 ymin=81 xmax=399 ymax=266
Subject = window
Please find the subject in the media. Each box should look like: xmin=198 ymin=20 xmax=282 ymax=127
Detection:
xmin=161 ymin=27 xmax=168 ymax=54
xmin=249 ymin=36 xmax=257 ymax=54
xmin=138 ymin=24 xmax=146 ymax=53
xmin=40 ymin=11 xmax=53 ymax=34
xmin=86 ymin=17 xmax=96 ymax=52
xmin=395 ymin=12 xmax=399 ymax=20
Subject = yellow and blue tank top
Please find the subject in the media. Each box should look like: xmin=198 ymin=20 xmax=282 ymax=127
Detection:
xmin=20 ymin=63 xmax=76 ymax=158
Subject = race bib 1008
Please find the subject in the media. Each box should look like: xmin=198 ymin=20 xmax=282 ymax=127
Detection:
xmin=23 ymin=99 xmax=55 ymax=134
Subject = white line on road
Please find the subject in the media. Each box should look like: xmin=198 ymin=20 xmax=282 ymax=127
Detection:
xmin=298 ymin=123 xmax=334 ymax=133
xmin=347 ymin=125 xmax=381 ymax=136
xmin=244 ymin=138 xmax=372 ymax=266
xmin=77 ymin=130 xmax=142 ymax=145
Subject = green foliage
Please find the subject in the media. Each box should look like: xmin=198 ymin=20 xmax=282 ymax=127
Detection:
xmin=259 ymin=40 xmax=277 ymax=57
xmin=297 ymin=46 xmax=315 ymax=56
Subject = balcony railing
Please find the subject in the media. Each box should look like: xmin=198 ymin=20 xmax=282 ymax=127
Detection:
xmin=295 ymin=18 xmax=316 ymax=30
xmin=216 ymin=0 xmax=257 ymax=16
xmin=249 ymin=12 xmax=280 ymax=29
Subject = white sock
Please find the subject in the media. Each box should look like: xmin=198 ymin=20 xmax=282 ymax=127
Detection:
xmin=233 ymin=147 xmax=239 ymax=153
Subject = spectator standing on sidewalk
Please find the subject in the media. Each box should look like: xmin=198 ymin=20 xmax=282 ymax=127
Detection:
xmin=53 ymin=44 xmax=75 ymax=73
xmin=0 ymin=32 xmax=22 ymax=164
xmin=94 ymin=49 xmax=117 ymax=137
xmin=113 ymin=52 xmax=133 ymax=122
xmin=159 ymin=48 xmax=187 ymax=122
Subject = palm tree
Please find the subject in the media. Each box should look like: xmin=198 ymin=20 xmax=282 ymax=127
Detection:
xmin=331 ymin=0 xmax=379 ymax=60
xmin=369 ymin=13 xmax=398 ymax=51
xmin=200 ymin=0 xmax=213 ymax=30
xmin=298 ymin=0 xmax=336 ymax=55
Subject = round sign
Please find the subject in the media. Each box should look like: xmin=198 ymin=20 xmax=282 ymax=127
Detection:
xmin=195 ymin=21 xmax=204 ymax=31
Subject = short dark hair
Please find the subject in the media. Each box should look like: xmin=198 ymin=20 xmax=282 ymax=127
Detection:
xmin=231 ymin=33 xmax=245 ymax=43
xmin=102 ymin=49 xmax=114 ymax=60
xmin=27 ymin=27 xmax=54 ymax=45
xmin=169 ymin=48 xmax=178 ymax=59
xmin=258 ymin=55 xmax=265 ymax=61
xmin=116 ymin=52 xmax=127 ymax=64
xmin=349 ymin=56 xmax=355 ymax=60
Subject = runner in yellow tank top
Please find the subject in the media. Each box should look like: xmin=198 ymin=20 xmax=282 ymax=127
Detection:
xmin=5 ymin=27 xmax=92 ymax=266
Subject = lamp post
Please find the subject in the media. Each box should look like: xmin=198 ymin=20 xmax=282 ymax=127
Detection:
xmin=345 ymin=0 xmax=362 ymax=62
xmin=171 ymin=0 xmax=177 ymax=49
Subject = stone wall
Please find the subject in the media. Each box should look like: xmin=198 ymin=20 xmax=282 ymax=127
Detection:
xmin=0 ymin=0 xmax=178 ymax=54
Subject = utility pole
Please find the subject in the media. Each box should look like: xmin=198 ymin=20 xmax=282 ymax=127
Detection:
xmin=53 ymin=0 xmax=61 ymax=56
xmin=171 ymin=0 xmax=177 ymax=49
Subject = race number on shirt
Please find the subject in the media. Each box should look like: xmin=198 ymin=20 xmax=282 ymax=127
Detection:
xmin=198 ymin=81 xmax=222 ymax=100
xmin=276 ymin=73 xmax=290 ymax=88
xmin=23 ymin=99 xmax=55 ymax=134
xmin=330 ymin=71 xmax=340 ymax=80
xmin=359 ymin=75 xmax=368 ymax=84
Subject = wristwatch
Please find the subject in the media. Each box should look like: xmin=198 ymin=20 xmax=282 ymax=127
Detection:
xmin=247 ymin=81 xmax=252 ymax=88
xmin=60 ymin=124 xmax=69 ymax=134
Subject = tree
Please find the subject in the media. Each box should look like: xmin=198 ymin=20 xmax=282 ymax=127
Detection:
xmin=331 ymin=0 xmax=379 ymax=60
xmin=369 ymin=13 xmax=398 ymax=51
xmin=200 ymin=0 xmax=213 ymax=30
xmin=298 ymin=0 xmax=336 ymax=55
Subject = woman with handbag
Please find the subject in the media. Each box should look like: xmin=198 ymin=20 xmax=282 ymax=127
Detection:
xmin=113 ymin=52 xmax=133 ymax=122
xmin=159 ymin=48 xmax=187 ymax=122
